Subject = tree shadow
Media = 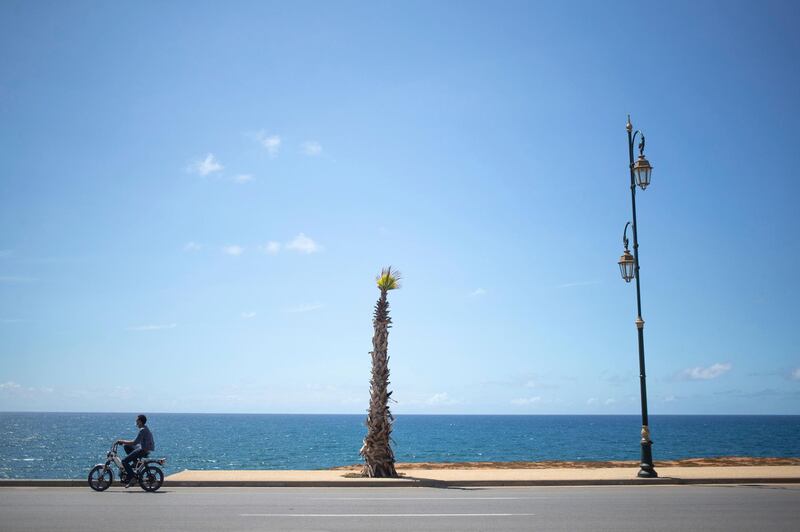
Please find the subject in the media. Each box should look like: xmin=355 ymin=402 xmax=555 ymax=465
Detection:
xmin=398 ymin=475 xmax=485 ymax=490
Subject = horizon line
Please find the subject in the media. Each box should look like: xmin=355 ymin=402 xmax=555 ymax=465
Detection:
xmin=1 ymin=410 xmax=797 ymax=416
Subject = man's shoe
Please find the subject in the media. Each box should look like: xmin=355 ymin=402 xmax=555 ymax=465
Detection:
xmin=124 ymin=480 xmax=134 ymax=488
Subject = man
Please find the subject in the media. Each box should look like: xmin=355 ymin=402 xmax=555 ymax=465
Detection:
xmin=116 ymin=414 xmax=155 ymax=488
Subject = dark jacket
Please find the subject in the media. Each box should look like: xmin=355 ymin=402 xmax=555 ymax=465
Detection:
xmin=133 ymin=426 xmax=155 ymax=452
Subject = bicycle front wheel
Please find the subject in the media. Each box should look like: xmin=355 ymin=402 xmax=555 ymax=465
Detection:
xmin=88 ymin=465 xmax=113 ymax=492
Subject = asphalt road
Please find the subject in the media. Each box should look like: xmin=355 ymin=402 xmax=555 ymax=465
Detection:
xmin=1 ymin=485 xmax=799 ymax=532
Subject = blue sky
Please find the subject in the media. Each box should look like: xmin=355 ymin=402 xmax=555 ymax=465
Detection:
xmin=1 ymin=0 xmax=798 ymax=414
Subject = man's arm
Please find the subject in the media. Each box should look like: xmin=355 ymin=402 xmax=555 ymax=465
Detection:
xmin=117 ymin=430 xmax=143 ymax=446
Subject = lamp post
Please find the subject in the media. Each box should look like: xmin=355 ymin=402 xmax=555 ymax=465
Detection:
xmin=617 ymin=115 xmax=657 ymax=478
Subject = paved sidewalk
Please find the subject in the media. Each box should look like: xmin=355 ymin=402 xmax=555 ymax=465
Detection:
xmin=166 ymin=469 xmax=413 ymax=486
xmin=3 ymin=465 xmax=798 ymax=487
xmin=163 ymin=465 xmax=800 ymax=487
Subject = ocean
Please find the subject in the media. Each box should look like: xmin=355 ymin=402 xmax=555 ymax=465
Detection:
xmin=1 ymin=413 xmax=798 ymax=479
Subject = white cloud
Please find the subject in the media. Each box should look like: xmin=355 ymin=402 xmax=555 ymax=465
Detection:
xmin=241 ymin=311 xmax=256 ymax=319
xmin=263 ymin=241 xmax=281 ymax=255
xmin=664 ymin=395 xmax=676 ymax=402
xmin=0 ymin=381 xmax=55 ymax=400
xmin=511 ymin=396 xmax=542 ymax=406
xmin=302 ymin=141 xmax=322 ymax=156
xmin=189 ymin=153 xmax=223 ymax=176
xmin=791 ymin=368 xmax=800 ymax=381
xmin=469 ymin=288 xmax=487 ymax=297
xmin=286 ymin=233 xmax=321 ymax=254
xmin=604 ymin=398 xmax=617 ymax=405
xmin=256 ymin=132 xmax=282 ymax=157
xmin=183 ymin=242 xmax=202 ymax=252
xmin=222 ymin=245 xmax=244 ymax=256
xmin=401 ymin=392 xmax=462 ymax=408
xmin=126 ymin=324 xmax=177 ymax=331
xmin=426 ymin=392 xmax=459 ymax=405
xmin=284 ymin=302 xmax=323 ymax=314
xmin=682 ymin=362 xmax=732 ymax=380
xmin=232 ymin=174 xmax=254 ymax=184
xmin=0 ymin=381 xmax=54 ymax=397
xmin=587 ymin=398 xmax=598 ymax=405
xmin=255 ymin=235 xmax=320 ymax=255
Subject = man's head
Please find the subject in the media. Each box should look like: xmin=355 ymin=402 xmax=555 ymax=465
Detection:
xmin=136 ymin=414 xmax=147 ymax=428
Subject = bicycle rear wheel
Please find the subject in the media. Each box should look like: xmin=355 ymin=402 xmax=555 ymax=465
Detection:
xmin=138 ymin=466 xmax=164 ymax=492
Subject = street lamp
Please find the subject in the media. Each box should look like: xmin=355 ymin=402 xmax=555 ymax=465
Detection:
xmin=618 ymin=223 xmax=635 ymax=283
xmin=619 ymin=115 xmax=658 ymax=478
xmin=633 ymin=153 xmax=653 ymax=190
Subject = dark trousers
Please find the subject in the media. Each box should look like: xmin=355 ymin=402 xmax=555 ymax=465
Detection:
xmin=122 ymin=444 xmax=148 ymax=480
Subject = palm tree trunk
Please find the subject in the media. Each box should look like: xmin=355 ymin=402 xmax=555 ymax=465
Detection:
xmin=360 ymin=289 xmax=398 ymax=478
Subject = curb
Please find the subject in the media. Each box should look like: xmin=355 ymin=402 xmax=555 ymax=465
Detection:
xmin=0 ymin=480 xmax=86 ymax=487
xmin=165 ymin=479 xmax=419 ymax=487
xmin=412 ymin=477 xmax=800 ymax=487
xmin=2 ymin=477 xmax=799 ymax=488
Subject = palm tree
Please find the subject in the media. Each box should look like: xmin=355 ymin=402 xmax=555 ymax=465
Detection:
xmin=360 ymin=266 xmax=401 ymax=478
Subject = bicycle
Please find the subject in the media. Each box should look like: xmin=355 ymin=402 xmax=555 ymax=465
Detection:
xmin=88 ymin=442 xmax=166 ymax=492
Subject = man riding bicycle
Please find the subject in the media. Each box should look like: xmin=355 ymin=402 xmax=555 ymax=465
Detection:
xmin=116 ymin=414 xmax=155 ymax=488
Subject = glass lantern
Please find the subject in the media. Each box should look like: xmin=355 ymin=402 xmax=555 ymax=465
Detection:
xmin=633 ymin=155 xmax=652 ymax=190
xmin=618 ymin=249 xmax=636 ymax=282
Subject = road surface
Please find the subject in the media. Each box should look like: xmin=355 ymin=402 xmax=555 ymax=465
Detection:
xmin=1 ymin=484 xmax=798 ymax=531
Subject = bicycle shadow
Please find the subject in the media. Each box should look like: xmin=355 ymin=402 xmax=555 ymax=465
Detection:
xmin=101 ymin=489 xmax=170 ymax=494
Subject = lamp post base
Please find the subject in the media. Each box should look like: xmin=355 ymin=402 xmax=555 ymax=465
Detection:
xmin=638 ymin=440 xmax=658 ymax=478
xmin=637 ymin=465 xmax=658 ymax=478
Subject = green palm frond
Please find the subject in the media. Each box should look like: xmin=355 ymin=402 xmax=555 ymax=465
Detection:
xmin=376 ymin=266 xmax=401 ymax=291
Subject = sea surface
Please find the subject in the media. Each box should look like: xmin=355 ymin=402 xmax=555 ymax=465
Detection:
xmin=1 ymin=413 xmax=798 ymax=479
